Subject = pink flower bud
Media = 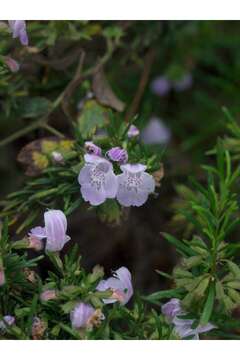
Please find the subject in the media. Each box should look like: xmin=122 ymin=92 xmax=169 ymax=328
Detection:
xmin=4 ymin=56 xmax=20 ymax=72
xmin=40 ymin=289 xmax=57 ymax=302
xmin=28 ymin=235 xmax=44 ymax=251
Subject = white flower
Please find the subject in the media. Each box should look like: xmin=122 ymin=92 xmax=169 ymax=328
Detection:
xmin=116 ymin=164 xmax=155 ymax=207
xmin=78 ymin=154 xmax=118 ymax=206
xmin=29 ymin=209 xmax=70 ymax=252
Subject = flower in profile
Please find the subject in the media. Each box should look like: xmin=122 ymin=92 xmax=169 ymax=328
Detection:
xmin=150 ymin=76 xmax=171 ymax=96
xmin=8 ymin=20 xmax=28 ymax=46
xmin=40 ymin=289 xmax=58 ymax=302
xmin=29 ymin=209 xmax=70 ymax=252
xmin=116 ymin=164 xmax=155 ymax=207
xmin=173 ymin=317 xmax=216 ymax=340
xmin=0 ymin=315 xmax=15 ymax=332
xmin=107 ymin=147 xmax=128 ymax=164
xmin=141 ymin=117 xmax=171 ymax=145
xmin=4 ymin=56 xmax=20 ymax=73
xmin=84 ymin=141 xmax=102 ymax=156
xmin=97 ymin=266 xmax=133 ymax=305
xmin=78 ymin=154 xmax=118 ymax=206
xmin=127 ymin=125 xmax=140 ymax=138
xmin=161 ymin=298 xmax=216 ymax=340
xmin=0 ymin=268 xmax=5 ymax=286
xmin=70 ymin=303 xmax=104 ymax=330
xmin=161 ymin=298 xmax=182 ymax=321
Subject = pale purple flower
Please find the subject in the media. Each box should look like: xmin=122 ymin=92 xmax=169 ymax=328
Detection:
xmin=172 ymin=73 xmax=193 ymax=92
xmin=127 ymin=125 xmax=140 ymax=138
xmin=70 ymin=303 xmax=104 ymax=330
xmin=107 ymin=147 xmax=128 ymax=164
xmin=78 ymin=154 xmax=118 ymax=206
xmin=40 ymin=289 xmax=58 ymax=302
xmin=116 ymin=164 xmax=155 ymax=207
xmin=4 ymin=56 xmax=20 ymax=73
xmin=0 ymin=268 xmax=5 ymax=286
xmin=141 ymin=117 xmax=171 ymax=145
xmin=161 ymin=298 xmax=216 ymax=340
xmin=29 ymin=209 xmax=70 ymax=252
xmin=150 ymin=76 xmax=171 ymax=96
xmin=173 ymin=316 xmax=216 ymax=340
xmin=8 ymin=21 xmax=28 ymax=46
xmin=0 ymin=315 xmax=15 ymax=332
xmin=84 ymin=141 xmax=102 ymax=156
xmin=161 ymin=298 xmax=182 ymax=321
xmin=97 ymin=266 xmax=133 ymax=305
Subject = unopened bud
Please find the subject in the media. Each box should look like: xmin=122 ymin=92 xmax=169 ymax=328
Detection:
xmin=28 ymin=235 xmax=44 ymax=251
xmin=40 ymin=289 xmax=57 ymax=302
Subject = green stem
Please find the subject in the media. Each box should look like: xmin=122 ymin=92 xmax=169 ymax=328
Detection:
xmin=41 ymin=124 xmax=65 ymax=138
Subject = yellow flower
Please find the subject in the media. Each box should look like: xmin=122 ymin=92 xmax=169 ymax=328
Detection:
xmin=32 ymin=151 xmax=49 ymax=169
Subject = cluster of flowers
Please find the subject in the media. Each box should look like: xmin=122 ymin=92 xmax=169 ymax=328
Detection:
xmin=161 ymin=298 xmax=216 ymax=340
xmin=0 ymin=209 xmax=133 ymax=334
xmin=78 ymin=131 xmax=155 ymax=207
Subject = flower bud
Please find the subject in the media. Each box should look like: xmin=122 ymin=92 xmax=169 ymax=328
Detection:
xmin=4 ymin=56 xmax=20 ymax=72
xmin=107 ymin=147 xmax=128 ymax=164
xmin=40 ymin=289 xmax=58 ymax=302
xmin=28 ymin=235 xmax=44 ymax=251
xmin=51 ymin=151 xmax=64 ymax=164
xmin=127 ymin=125 xmax=140 ymax=138
xmin=84 ymin=141 xmax=102 ymax=156
xmin=0 ymin=315 xmax=15 ymax=332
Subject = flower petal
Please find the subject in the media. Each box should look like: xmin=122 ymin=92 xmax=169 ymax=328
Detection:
xmin=81 ymin=184 xmax=106 ymax=206
xmin=29 ymin=226 xmax=46 ymax=239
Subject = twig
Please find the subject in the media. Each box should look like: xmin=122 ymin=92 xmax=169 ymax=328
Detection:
xmin=61 ymin=50 xmax=86 ymax=121
xmin=125 ymin=49 xmax=156 ymax=122
xmin=41 ymin=124 xmax=65 ymax=138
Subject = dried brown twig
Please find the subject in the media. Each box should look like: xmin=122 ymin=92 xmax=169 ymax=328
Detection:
xmin=125 ymin=48 xmax=156 ymax=123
